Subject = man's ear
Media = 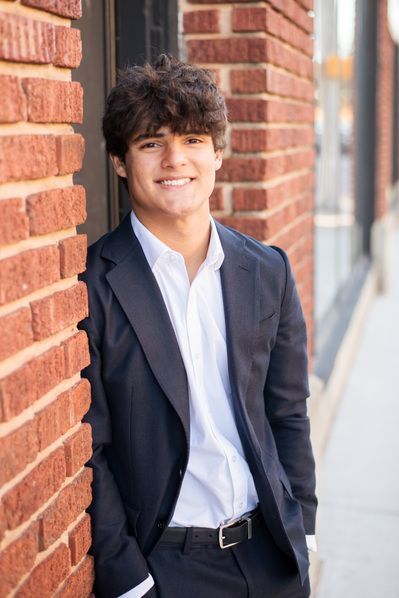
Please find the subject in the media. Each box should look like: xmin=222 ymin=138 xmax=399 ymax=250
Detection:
xmin=110 ymin=154 xmax=127 ymax=178
xmin=215 ymin=149 xmax=223 ymax=171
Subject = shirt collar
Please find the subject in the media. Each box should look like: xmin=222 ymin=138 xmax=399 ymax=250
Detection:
xmin=130 ymin=210 xmax=225 ymax=272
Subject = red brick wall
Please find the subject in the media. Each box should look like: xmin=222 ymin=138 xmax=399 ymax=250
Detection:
xmin=375 ymin=0 xmax=395 ymax=219
xmin=0 ymin=1 xmax=93 ymax=595
xmin=181 ymin=0 xmax=316 ymax=352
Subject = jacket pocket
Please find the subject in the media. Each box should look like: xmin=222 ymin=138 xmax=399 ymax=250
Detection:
xmin=257 ymin=312 xmax=278 ymax=338
xmin=278 ymin=465 xmax=295 ymax=500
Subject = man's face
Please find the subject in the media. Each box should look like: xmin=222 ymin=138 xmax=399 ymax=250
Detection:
xmin=111 ymin=126 xmax=223 ymax=225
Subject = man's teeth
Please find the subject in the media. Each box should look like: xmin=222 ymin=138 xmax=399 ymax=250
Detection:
xmin=159 ymin=178 xmax=191 ymax=186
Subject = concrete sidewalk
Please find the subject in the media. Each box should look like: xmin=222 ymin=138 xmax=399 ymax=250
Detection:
xmin=314 ymin=229 xmax=399 ymax=598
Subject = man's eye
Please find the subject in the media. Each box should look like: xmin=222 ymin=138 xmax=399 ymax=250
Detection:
xmin=141 ymin=142 xmax=160 ymax=149
xmin=186 ymin=138 xmax=202 ymax=144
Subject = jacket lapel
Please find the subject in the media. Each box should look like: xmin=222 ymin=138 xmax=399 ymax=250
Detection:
xmin=217 ymin=223 xmax=262 ymax=456
xmin=217 ymin=223 xmax=260 ymax=400
xmin=101 ymin=216 xmax=190 ymax=441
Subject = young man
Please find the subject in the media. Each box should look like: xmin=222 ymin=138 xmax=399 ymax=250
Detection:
xmin=79 ymin=55 xmax=317 ymax=598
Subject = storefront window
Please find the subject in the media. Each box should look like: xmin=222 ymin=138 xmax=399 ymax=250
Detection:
xmin=314 ymin=0 xmax=361 ymax=356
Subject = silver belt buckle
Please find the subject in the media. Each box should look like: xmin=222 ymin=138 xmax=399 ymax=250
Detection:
xmin=218 ymin=515 xmax=253 ymax=549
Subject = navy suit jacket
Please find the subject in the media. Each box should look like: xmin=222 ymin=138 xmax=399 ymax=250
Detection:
xmin=78 ymin=214 xmax=317 ymax=598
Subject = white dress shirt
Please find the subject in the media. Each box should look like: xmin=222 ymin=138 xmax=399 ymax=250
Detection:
xmin=119 ymin=211 xmax=315 ymax=597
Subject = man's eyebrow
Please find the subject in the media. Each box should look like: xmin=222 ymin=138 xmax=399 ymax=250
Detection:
xmin=131 ymin=132 xmax=166 ymax=143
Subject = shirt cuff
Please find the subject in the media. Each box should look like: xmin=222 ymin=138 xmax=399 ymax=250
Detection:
xmin=305 ymin=535 xmax=317 ymax=552
xmin=117 ymin=573 xmax=155 ymax=598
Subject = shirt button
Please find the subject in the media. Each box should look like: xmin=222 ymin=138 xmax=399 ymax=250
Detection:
xmin=238 ymin=502 xmax=243 ymax=509
xmin=232 ymin=455 xmax=237 ymax=463
xmin=169 ymin=254 xmax=177 ymax=262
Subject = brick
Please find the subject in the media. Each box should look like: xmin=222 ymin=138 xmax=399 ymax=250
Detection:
xmin=296 ymin=0 xmax=313 ymax=13
xmin=0 ymin=135 xmax=58 ymax=183
xmin=21 ymin=0 xmax=82 ymax=19
xmin=36 ymin=343 xmax=66 ymax=394
xmin=68 ymin=514 xmax=91 ymax=565
xmin=22 ymin=79 xmax=83 ymax=124
xmin=230 ymin=69 xmax=267 ymax=94
xmin=232 ymin=6 xmax=313 ymax=57
xmin=210 ymin=187 xmax=225 ymax=211
xmin=56 ymin=134 xmax=85 ymax=175
xmin=0 ymin=344 xmax=65 ymax=421
xmin=69 ymin=378 xmax=91 ymax=424
xmin=232 ymin=188 xmax=270 ymax=212
xmin=261 ymin=150 xmax=314 ymax=179
xmin=3 ymin=447 xmax=66 ymax=530
xmin=64 ymin=423 xmax=92 ymax=476
xmin=265 ymin=68 xmax=314 ymax=101
xmin=26 ymin=186 xmax=86 ymax=235
xmin=16 ymin=543 xmax=71 ymax=598
xmin=231 ymin=126 xmax=314 ymax=154
xmin=56 ymin=555 xmax=94 ymax=598
xmin=0 ymin=198 xmax=29 ymax=246
xmin=0 ymin=362 xmax=35 ymax=421
xmin=54 ymin=25 xmax=82 ymax=68
xmin=271 ymin=0 xmax=313 ymax=33
xmin=268 ymin=100 xmax=314 ymax=123
xmin=36 ymin=391 xmax=71 ymax=451
xmin=233 ymin=173 xmax=314 ymax=211
xmin=0 ymin=522 xmax=39 ymax=596
xmin=267 ymin=213 xmax=313 ymax=250
xmin=188 ymin=38 xmax=267 ymax=64
xmin=226 ymin=99 xmax=268 ymax=123
xmin=231 ymin=129 xmax=269 ymax=153
xmin=264 ymin=38 xmax=313 ymax=79
xmin=62 ymin=331 xmax=90 ymax=378
xmin=232 ymin=126 xmax=314 ymax=153
xmin=184 ymin=10 xmax=220 ymax=34
xmin=0 ymin=245 xmax=60 ymax=305
xmin=0 ymin=75 xmax=27 ymax=122
xmin=38 ymin=467 xmax=92 ymax=550
xmin=41 ymin=380 xmax=91 ymax=437
xmin=0 ymin=307 xmax=33 ymax=361
xmin=218 ymin=158 xmax=267 ymax=182
xmin=225 ymin=207 xmax=301 ymax=241
xmin=232 ymin=7 xmax=267 ymax=31
xmin=36 ymin=378 xmax=91 ymax=451
xmin=0 ymin=418 xmax=38 ymax=486
xmin=227 ymin=99 xmax=314 ymax=124
xmin=225 ymin=99 xmax=256 ymax=124
xmin=59 ymin=234 xmax=87 ymax=278
xmin=30 ymin=281 xmax=88 ymax=340
xmin=0 ymin=13 xmax=55 ymax=64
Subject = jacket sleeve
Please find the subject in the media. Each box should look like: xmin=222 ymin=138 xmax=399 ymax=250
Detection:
xmin=264 ymin=247 xmax=317 ymax=534
xmin=78 ymin=274 xmax=152 ymax=598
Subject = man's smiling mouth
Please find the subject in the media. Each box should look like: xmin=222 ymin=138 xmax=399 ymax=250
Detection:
xmin=157 ymin=178 xmax=193 ymax=187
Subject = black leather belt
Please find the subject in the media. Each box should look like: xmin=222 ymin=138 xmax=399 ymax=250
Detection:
xmin=161 ymin=508 xmax=262 ymax=549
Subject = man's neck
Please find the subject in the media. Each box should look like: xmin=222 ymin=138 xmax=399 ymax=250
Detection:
xmin=133 ymin=210 xmax=211 ymax=283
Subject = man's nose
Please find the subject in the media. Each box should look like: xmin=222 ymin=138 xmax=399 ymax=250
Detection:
xmin=161 ymin=142 xmax=187 ymax=168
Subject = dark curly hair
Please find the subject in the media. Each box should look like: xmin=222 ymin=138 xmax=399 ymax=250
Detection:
xmin=102 ymin=54 xmax=228 ymax=160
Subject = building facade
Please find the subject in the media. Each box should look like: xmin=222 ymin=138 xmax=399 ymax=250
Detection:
xmin=0 ymin=0 xmax=397 ymax=594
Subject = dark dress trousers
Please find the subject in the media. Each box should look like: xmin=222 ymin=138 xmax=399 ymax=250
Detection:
xmin=78 ymin=214 xmax=317 ymax=598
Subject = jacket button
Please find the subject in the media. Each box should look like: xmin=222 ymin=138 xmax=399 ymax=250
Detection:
xmin=157 ymin=521 xmax=165 ymax=530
